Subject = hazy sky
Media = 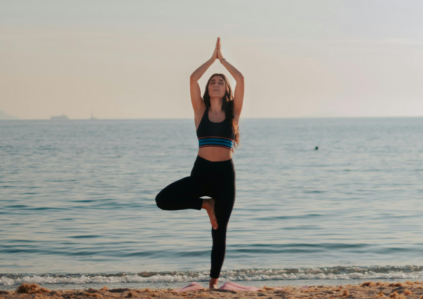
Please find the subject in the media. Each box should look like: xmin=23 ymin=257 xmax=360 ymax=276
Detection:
xmin=1 ymin=0 xmax=423 ymax=119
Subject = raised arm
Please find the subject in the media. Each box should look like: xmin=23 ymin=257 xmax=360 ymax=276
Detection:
xmin=189 ymin=39 xmax=219 ymax=113
xmin=217 ymin=38 xmax=244 ymax=118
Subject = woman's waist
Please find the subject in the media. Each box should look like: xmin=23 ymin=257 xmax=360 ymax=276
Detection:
xmin=191 ymin=155 xmax=235 ymax=178
xmin=197 ymin=147 xmax=233 ymax=162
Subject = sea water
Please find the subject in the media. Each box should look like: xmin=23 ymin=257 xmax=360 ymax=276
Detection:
xmin=1 ymin=118 xmax=423 ymax=289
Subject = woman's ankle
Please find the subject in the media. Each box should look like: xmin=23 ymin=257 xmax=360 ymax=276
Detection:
xmin=202 ymin=197 xmax=213 ymax=209
xmin=209 ymin=278 xmax=218 ymax=289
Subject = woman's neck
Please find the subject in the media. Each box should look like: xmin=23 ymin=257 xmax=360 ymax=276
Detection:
xmin=209 ymin=98 xmax=223 ymax=113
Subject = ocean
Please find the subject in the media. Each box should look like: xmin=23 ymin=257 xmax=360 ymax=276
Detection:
xmin=1 ymin=117 xmax=423 ymax=290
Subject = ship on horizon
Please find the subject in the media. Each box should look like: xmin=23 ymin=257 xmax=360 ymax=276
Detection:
xmin=90 ymin=111 xmax=97 ymax=120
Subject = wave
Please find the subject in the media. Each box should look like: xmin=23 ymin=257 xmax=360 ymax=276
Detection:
xmin=2 ymin=266 xmax=423 ymax=286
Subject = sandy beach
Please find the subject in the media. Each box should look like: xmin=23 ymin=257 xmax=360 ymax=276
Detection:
xmin=2 ymin=281 xmax=423 ymax=299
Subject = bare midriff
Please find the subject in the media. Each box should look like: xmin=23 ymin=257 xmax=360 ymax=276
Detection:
xmin=198 ymin=147 xmax=232 ymax=162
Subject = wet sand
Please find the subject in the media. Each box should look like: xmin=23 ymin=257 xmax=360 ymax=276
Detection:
xmin=2 ymin=281 xmax=423 ymax=299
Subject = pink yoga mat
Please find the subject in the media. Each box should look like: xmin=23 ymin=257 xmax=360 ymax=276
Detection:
xmin=173 ymin=281 xmax=286 ymax=292
xmin=219 ymin=282 xmax=261 ymax=291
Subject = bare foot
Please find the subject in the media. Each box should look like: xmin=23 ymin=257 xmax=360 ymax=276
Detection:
xmin=209 ymin=278 xmax=218 ymax=289
xmin=202 ymin=198 xmax=218 ymax=230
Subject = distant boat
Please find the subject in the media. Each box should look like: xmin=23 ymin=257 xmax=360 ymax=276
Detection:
xmin=90 ymin=111 xmax=97 ymax=120
xmin=50 ymin=114 xmax=69 ymax=120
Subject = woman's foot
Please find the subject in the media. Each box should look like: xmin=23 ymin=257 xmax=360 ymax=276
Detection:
xmin=209 ymin=278 xmax=218 ymax=289
xmin=202 ymin=198 xmax=218 ymax=230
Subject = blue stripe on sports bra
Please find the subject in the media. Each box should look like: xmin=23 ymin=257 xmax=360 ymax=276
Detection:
xmin=200 ymin=141 xmax=233 ymax=148
xmin=198 ymin=137 xmax=234 ymax=150
xmin=199 ymin=139 xmax=233 ymax=146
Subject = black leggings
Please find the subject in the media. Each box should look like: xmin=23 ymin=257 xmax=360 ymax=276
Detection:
xmin=155 ymin=155 xmax=236 ymax=278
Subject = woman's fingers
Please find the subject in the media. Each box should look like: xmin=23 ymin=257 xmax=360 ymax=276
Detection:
xmin=211 ymin=37 xmax=222 ymax=60
xmin=211 ymin=38 xmax=218 ymax=60
xmin=216 ymin=38 xmax=219 ymax=56
xmin=216 ymin=37 xmax=223 ymax=61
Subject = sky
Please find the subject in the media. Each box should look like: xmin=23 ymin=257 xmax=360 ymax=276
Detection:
xmin=1 ymin=0 xmax=423 ymax=119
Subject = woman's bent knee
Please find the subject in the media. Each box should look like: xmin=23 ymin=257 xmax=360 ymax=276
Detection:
xmin=155 ymin=192 xmax=168 ymax=210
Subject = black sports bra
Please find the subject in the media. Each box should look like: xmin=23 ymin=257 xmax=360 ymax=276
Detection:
xmin=196 ymin=107 xmax=235 ymax=151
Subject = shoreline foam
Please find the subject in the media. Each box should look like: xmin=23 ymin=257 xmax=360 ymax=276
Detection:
xmin=2 ymin=281 xmax=423 ymax=299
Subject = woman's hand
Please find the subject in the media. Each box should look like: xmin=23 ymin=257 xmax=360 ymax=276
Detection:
xmin=217 ymin=37 xmax=225 ymax=62
xmin=210 ymin=38 xmax=219 ymax=61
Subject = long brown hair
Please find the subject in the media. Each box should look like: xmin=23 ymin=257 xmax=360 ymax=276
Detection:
xmin=202 ymin=73 xmax=240 ymax=149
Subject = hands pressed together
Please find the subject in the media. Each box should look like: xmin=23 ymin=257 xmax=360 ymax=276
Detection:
xmin=211 ymin=37 xmax=225 ymax=63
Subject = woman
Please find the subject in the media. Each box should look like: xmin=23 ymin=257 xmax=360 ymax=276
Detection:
xmin=155 ymin=37 xmax=244 ymax=289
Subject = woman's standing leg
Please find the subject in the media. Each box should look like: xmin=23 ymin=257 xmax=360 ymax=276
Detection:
xmin=209 ymin=162 xmax=236 ymax=280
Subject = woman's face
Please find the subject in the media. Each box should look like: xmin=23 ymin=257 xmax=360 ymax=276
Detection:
xmin=208 ymin=76 xmax=226 ymax=99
